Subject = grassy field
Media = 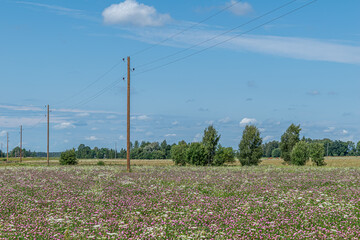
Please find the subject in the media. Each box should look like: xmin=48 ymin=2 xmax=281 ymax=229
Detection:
xmin=2 ymin=156 xmax=360 ymax=168
xmin=0 ymin=165 xmax=359 ymax=239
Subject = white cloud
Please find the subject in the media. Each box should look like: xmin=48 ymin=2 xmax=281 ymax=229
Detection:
xmin=307 ymin=90 xmax=320 ymax=96
xmin=219 ymin=117 xmax=231 ymax=124
xmin=0 ymin=104 xmax=42 ymax=112
xmin=227 ymin=0 xmax=253 ymax=16
xmin=106 ymin=115 xmax=117 ymax=119
xmin=146 ymin=132 xmax=153 ymax=136
xmin=172 ymin=121 xmax=179 ymax=126
xmin=119 ymin=135 xmax=126 ymax=140
xmin=324 ymin=127 xmax=335 ymax=133
xmin=64 ymin=139 xmax=69 ymax=143
xmin=263 ymin=136 xmax=274 ymax=142
xmin=205 ymin=120 xmax=214 ymax=125
xmin=130 ymin=28 xmax=360 ymax=65
xmin=193 ymin=133 xmax=202 ymax=142
xmin=76 ymin=112 xmax=90 ymax=117
xmin=91 ymin=127 xmax=98 ymax=131
xmin=240 ymin=118 xmax=257 ymax=126
xmin=102 ymin=0 xmax=171 ymax=27
xmin=0 ymin=130 xmax=6 ymax=137
xmin=342 ymin=129 xmax=349 ymax=135
xmin=86 ymin=136 xmax=98 ymax=141
xmin=165 ymin=133 xmax=176 ymax=137
xmin=54 ymin=122 xmax=75 ymax=130
xmin=131 ymin=115 xmax=150 ymax=121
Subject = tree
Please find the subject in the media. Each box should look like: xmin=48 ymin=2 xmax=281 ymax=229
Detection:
xmin=213 ymin=146 xmax=235 ymax=166
xmin=310 ymin=142 xmax=326 ymax=166
xmin=291 ymin=141 xmax=309 ymax=166
xmin=271 ymin=148 xmax=281 ymax=158
xmin=263 ymin=141 xmax=279 ymax=158
xmin=202 ymin=125 xmax=221 ymax=165
xmin=186 ymin=142 xmax=207 ymax=166
xmin=280 ymin=124 xmax=301 ymax=163
xmin=59 ymin=149 xmax=78 ymax=165
xmin=357 ymin=141 xmax=360 ymax=156
xmin=171 ymin=141 xmax=188 ymax=166
xmin=238 ymin=125 xmax=263 ymax=166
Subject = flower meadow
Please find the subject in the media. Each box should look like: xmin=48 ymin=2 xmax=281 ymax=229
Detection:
xmin=0 ymin=166 xmax=359 ymax=239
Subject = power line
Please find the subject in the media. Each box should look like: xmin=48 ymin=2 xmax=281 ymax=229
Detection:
xmin=53 ymin=60 xmax=124 ymax=107
xmin=130 ymin=0 xmax=242 ymax=57
xmin=135 ymin=0 xmax=298 ymax=70
xmin=134 ymin=0 xmax=317 ymax=76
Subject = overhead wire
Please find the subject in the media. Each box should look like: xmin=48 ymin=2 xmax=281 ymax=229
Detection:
xmin=130 ymin=0 xmax=242 ymax=57
xmin=134 ymin=0 xmax=298 ymax=70
xmin=134 ymin=0 xmax=318 ymax=76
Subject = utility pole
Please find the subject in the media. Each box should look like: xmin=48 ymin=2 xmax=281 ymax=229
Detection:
xmin=20 ymin=125 xmax=22 ymax=162
xmin=6 ymin=132 xmax=8 ymax=163
xmin=127 ymin=56 xmax=131 ymax=172
xmin=47 ymin=105 xmax=50 ymax=166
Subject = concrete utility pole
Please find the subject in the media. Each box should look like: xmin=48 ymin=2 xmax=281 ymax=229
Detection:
xmin=20 ymin=125 xmax=22 ymax=162
xmin=6 ymin=132 xmax=8 ymax=163
xmin=47 ymin=105 xmax=50 ymax=166
xmin=127 ymin=56 xmax=131 ymax=172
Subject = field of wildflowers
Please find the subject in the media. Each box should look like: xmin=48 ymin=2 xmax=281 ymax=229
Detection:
xmin=0 ymin=166 xmax=359 ymax=239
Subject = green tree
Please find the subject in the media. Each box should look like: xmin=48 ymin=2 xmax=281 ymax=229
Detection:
xmin=263 ymin=141 xmax=280 ymax=158
xmin=280 ymin=124 xmax=301 ymax=163
xmin=186 ymin=142 xmax=207 ymax=166
xmin=213 ymin=146 xmax=235 ymax=166
xmin=59 ymin=149 xmax=78 ymax=165
xmin=357 ymin=141 xmax=360 ymax=156
xmin=291 ymin=141 xmax=309 ymax=166
xmin=202 ymin=125 xmax=221 ymax=165
xmin=310 ymin=142 xmax=326 ymax=166
xmin=271 ymin=148 xmax=281 ymax=158
xmin=238 ymin=125 xmax=263 ymax=166
xmin=171 ymin=141 xmax=188 ymax=166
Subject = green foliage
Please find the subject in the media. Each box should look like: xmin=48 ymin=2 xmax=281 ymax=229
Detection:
xmin=357 ymin=141 xmax=360 ymax=156
xmin=202 ymin=125 xmax=221 ymax=165
xmin=97 ymin=161 xmax=105 ymax=166
xmin=170 ymin=141 xmax=188 ymax=166
xmin=238 ymin=125 xmax=263 ymax=166
xmin=186 ymin=142 xmax=208 ymax=166
xmin=271 ymin=148 xmax=281 ymax=158
xmin=213 ymin=146 xmax=235 ymax=166
xmin=310 ymin=143 xmax=326 ymax=166
xmin=263 ymin=141 xmax=280 ymax=157
xmin=59 ymin=149 xmax=78 ymax=165
xmin=290 ymin=141 xmax=309 ymax=166
xmin=280 ymin=124 xmax=301 ymax=163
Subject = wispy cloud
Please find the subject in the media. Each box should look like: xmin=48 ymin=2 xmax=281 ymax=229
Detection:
xmin=85 ymin=136 xmax=99 ymax=141
xmin=165 ymin=133 xmax=176 ymax=137
xmin=240 ymin=118 xmax=257 ymax=126
xmin=307 ymin=90 xmax=320 ymax=96
xmin=226 ymin=0 xmax=253 ymax=16
xmin=16 ymin=1 xmax=85 ymax=17
xmin=54 ymin=122 xmax=75 ymax=130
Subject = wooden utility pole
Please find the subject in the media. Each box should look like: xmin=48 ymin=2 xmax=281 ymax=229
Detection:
xmin=127 ymin=56 xmax=131 ymax=172
xmin=47 ymin=105 xmax=50 ymax=166
xmin=6 ymin=132 xmax=8 ymax=163
xmin=20 ymin=125 xmax=22 ymax=162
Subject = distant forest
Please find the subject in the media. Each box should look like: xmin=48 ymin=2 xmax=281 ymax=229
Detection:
xmin=1 ymin=138 xmax=360 ymax=160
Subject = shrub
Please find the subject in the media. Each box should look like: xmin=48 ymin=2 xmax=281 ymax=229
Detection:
xmin=238 ymin=125 xmax=263 ymax=166
xmin=59 ymin=149 xmax=78 ymax=165
xmin=213 ymin=146 xmax=235 ymax=166
xmin=97 ymin=160 xmax=105 ymax=166
xmin=271 ymin=148 xmax=281 ymax=158
xmin=291 ymin=141 xmax=309 ymax=166
xmin=171 ymin=141 xmax=188 ymax=166
xmin=310 ymin=143 xmax=326 ymax=166
xmin=186 ymin=142 xmax=207 ymax=166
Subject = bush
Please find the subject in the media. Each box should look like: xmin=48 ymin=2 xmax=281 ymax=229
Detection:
xmin=213 ymin=146 xmax=235 ymax=166
xmin=59 ymin=149 xmax=78 ymax=165
xmin=171 ymin=141 xmax=188 ymax=166
xmin=291 ymin=141 xmax=309 ymax=166
xmin=97 ymin=160 xmax=105 ymax=166
xmin=271 ymin=148 xmax=281 ymax=158
xmin=238 ymin=125 xmax=263 ymax=166
xmin=186 ymin=142 xmax=207 ymax=166
xmin=310 ymin=143 xmax=326 ymax=166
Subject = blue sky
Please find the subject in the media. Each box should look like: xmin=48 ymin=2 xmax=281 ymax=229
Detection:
xmin=0 ymin=0 xmax=359 ymax=152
